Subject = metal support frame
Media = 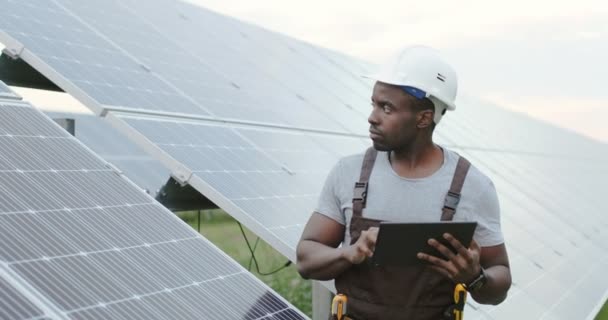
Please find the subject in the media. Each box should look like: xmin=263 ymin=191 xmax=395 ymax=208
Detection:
xmin=312 ymin=281 xmax=332 ymax=320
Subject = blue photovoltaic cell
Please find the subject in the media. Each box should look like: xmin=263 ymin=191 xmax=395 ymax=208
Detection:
xmin=0 ymin=99 xmax=307 ymax=319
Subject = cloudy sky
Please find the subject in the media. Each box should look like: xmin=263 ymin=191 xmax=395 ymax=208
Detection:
xmin=189 ymin=0 xmax=608 ymax=143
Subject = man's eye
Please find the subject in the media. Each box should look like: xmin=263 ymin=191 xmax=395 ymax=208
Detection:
xmin=371 ymin=102 xmax=391 ymax=113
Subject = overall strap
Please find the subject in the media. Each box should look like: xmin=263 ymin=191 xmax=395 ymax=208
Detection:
xmin=352 ymin=147 xmax=378 ymax=218
xmin=441 ymin=156 xmax=471 ymax=221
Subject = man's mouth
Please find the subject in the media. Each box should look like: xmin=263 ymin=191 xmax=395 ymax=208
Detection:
xmin=369 ymin=130 xmax=382 ymax=139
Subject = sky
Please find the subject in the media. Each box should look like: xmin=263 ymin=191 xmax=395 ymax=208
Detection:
xmin=187 ymin=0 xmax=608 ymax=143
xmin=8 ymin=0 xmax=608 ymax=143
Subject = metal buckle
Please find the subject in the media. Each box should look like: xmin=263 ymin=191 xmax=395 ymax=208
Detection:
xmin=444 ymin=191 xmax=460 ymax=210
xmin=353 ymin=182 xmax=368 ymax=203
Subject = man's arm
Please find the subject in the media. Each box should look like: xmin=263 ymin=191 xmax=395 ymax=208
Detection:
xmin=296 ymin=212 xmax=378 ymax=281
xmin=470 ymin=243 xmax=511 ymax=305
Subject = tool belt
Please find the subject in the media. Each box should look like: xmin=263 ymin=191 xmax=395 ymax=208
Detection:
xmin=331 ymin=283 xmax=467 ymax=320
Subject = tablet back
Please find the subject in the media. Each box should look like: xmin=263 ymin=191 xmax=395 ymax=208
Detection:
xmin=372 ymin=221 xmax=477 ymax=267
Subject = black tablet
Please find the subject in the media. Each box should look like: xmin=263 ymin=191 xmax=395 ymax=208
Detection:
xmin=371 ymin=221 xmax=477 ymax=267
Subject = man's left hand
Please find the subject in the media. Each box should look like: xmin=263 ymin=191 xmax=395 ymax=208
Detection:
xmin=417 ymin=233 xmax=481 ymax=284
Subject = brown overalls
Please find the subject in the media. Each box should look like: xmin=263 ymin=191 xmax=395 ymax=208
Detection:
xmin=334 ymin=147 xmax=471 ymax=320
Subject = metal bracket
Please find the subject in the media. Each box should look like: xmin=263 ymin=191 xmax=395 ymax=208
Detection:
xmin=2 ymin=43 xmax=24 ymax=60
xmin=172 ymin=164 xmax=193 ymax=186
xmin=105 ymin=162 xmax=124 ymax=176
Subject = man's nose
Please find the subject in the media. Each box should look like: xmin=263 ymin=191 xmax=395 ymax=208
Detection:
xmin=368 ymin=107 xmax=380 ymax=126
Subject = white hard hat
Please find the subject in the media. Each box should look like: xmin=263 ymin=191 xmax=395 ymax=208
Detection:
xmin=365 ymin=46 xmax=458 ymax=124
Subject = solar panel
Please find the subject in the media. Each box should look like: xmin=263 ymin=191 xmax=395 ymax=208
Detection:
xmin=0 ymin=98 xmax=307 ymax=319
xmin=0 ymin=1 xmax=204 ymax=115
xmin=2 ymin=0 xmax=608 ymax=319
xmin=105 ymin=112 xmax=366 ymax=258
xmin=44 ymin=111 xmax=170 ymax=198
xmin=0 ymin=0 xmax=368 ymax=134
xmin=436 ymin=95 xmax=606 ymax=157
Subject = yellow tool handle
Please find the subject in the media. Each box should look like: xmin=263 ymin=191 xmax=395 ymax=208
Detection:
xmin=453 ymin=283 xmax=467 ymax=320
xmin=331 ymin=294 xmax=348 ymax=320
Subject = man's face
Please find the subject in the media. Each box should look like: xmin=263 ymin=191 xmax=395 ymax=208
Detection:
xmin=368 ymin=81 xmax=421 ymax=152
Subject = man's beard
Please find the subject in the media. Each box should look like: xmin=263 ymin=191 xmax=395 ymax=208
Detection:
xmin=372 ymin=141 xmax=392 ymax=152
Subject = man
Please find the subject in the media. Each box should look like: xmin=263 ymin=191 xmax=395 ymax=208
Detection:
xmin=296 ymin=46 xmax=511 ymax=319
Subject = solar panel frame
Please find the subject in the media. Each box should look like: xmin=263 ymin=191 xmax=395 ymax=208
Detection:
xmin=0 ymin=268 xmax=60 ymax=320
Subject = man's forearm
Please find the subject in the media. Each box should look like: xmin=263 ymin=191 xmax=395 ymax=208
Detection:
xmin=296 ymin=240 xmax=352 ymax=281
xmin=470 ymin=265 xmax=511 ymax=305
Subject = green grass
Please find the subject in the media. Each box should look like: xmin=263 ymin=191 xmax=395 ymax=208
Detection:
xmin=597 ymin=300 xmax=608 ymax=320
xmin=179 ymin=210 xmax=312 ymax=317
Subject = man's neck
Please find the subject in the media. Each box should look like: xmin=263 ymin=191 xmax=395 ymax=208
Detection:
xmin=389 ymin=140 xmax=444 ymax=179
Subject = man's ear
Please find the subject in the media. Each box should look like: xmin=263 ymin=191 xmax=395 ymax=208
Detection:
xmin=416 ymin=110 xmax=434 ymax=129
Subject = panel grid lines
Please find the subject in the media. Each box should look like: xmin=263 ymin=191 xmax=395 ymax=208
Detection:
xmin=62 ymin=270 xmax=246 ymax=316
xmin=0 ymin=99 xmax=307 ymax=319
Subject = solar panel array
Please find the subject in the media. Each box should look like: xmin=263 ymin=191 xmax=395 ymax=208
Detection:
xmin=45 ymin=111 xmax=170 ymax=198
xmin=0 ymin=93 xmax=307 ymax=319
xmin=1 ymin=0 xmax=607 ymax=319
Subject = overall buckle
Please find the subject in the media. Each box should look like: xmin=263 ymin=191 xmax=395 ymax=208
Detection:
xmin=444 ymin=191 xmax=460 ymax=210
xmin=353 ymin=182 xmax=368 ymax=204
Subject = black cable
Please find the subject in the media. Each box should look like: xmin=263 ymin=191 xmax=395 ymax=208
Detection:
xmin=247 ymin=237 xmax=260 ymax=271
xmin=237 ymin=222 xmax=291 ymax=275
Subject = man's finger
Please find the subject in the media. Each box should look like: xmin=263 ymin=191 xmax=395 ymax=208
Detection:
xmin=418 ymin=252 xmax=459 ymax=276
xmin=428 ymin=238 xmax=456 ymax=260
xmin=417 ymin=252 xmax=447 ymax=267
xmin=443 ymin=233 xmax=469 ymax=255
xmin=443 ymin=233 xmax=473 ymax=264
xmin=364 ymin=233 xmax=376 ymax=250
xmin=428 ymin=265 xmax=453 ymax=280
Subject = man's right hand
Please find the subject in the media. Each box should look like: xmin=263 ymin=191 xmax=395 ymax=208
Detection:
xmin=297 ymin=213 xmax=378 ymax=280
xmin=343 ymin=227 xmax=379 ymax=264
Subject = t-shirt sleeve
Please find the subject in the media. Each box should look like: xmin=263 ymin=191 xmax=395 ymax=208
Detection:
xmin=314 ymin=159 xmax=346 ymax=225
xmin=472 ymin=180 xmax=504 ymax=247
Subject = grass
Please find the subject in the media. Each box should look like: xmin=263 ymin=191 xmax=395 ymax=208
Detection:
xmin=597 ymin=300 xmax=608 ymax=320
xmin=178 ymin=210 xmax=312 ymax=317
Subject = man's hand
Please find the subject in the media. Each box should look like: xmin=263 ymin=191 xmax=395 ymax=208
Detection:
xmin=343 ymin=227 xmax=379 ymax=264
xmin=417 ymin=233 xmax=481 ymax=284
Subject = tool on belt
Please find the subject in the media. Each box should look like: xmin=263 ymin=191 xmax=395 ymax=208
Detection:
xmin=452 ymin=283 xmax=467 ymax=320
xmin=331 ymin=294 xmax=352 ymax=320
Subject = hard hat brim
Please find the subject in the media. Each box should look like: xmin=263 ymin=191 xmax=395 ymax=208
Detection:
xmin=362 ymin=74 xmax=456 ymax=111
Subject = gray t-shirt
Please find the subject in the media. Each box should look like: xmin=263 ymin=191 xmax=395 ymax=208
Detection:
xmin=315 ymin=147 xmax=504 ymax=247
